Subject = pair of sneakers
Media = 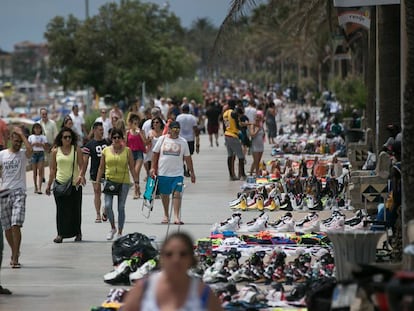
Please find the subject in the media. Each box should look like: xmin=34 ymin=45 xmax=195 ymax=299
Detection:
xmin=107 ymin=229 xmax=122 ymax=241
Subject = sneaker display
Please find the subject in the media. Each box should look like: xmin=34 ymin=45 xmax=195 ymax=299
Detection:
xmin=106 ymin=229 xmax=117 ymax=240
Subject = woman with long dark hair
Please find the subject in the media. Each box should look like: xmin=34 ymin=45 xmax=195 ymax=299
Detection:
xmin=123 ymin=232 xmax=223 ymax=311
xmin=45 ymin=127 xmax=86 ymax=243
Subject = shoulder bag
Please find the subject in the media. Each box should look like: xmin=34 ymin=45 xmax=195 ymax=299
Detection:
xmin=53 ymin=146 xmax=75 ymax=197
xmin=103 ymin=148 xmax=128 ymax=196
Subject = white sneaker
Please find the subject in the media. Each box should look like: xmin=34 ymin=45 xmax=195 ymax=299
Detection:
xmin=247 ymin=217 xmax=267 ymax=232
xmin=107 ymin=229 xmax=117 ymax=240
xmin=129 ymin=259 xmax=157 ymax=283
xmin=275 ymin=219 xmax=295 ymax=232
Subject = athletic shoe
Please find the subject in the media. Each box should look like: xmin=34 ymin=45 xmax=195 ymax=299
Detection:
xmin=247 ymin=217 xmax=267 ymax=232
xmin=256 ymin=195 xmax=264 ymax=211
xmin=344 ymin=209 xmax=367 ymax=225
xmin=103 ymin=260 xmax=133 ymax=285
xmin=321 ymin=214 xmax=345 ymax=232
xmin=106 ymin=229 xmax=117 ymax=240
xmin=129 ymin=259 xmax=157 ymax=283
xmin=211 ymin=213 xmax=242 ymax=232
xmin=295 ymin=212 xmax=320 ymax=233
xmin=268 ymin=212 xmax=293 ymax=227
xmin=229 ymin=194 xmax=245 ymax=208
xmin=230 ymin=195 xmax=247 ymax=211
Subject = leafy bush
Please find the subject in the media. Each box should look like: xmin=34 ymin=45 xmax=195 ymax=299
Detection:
xmin=166 ymin=78 xmax=203 ymax=103
xmin=329 ymin=76 xmax=367 ymax=114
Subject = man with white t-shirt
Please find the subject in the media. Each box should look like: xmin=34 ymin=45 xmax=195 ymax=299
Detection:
xmin=150 ymin=121 xmax=195 ymax=225
xmin=244 ymin=98 xmax=257 ymax=123
xmin=0 ymin=127 xmax=33 ymax=270
xmin=176 ymin=105 xmax=199 ymax=177
xmin=69 ymin=104 xmax=87 ymax=144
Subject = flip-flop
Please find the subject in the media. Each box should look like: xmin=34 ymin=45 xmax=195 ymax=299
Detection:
xmin=174 ymin=221 xmax=184 ymax=225
xmin=95 ymin=218 xmax=102 ymax=223
xmin=102 ymin=213 xmax=108 ymax=222
xmin=0 ymin=286 xmax=12 ymax=295
xmin=11 ymin=263 xmax=21 ymax=269
xmin=161 ymin=218 xmax=169 ymax=224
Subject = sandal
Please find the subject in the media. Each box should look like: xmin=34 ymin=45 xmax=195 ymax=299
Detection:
xmin=95 ymin=218 xmax=102 ymax=223
xmin=11 ymin=262 xmax=21 ymax=269
xmin=0 ymin=286 xmax=12 ymax=295
xmin=174 ymin=221 xmax=184 ymax=225
xmin=161 ymin=217 xmax=169 ymax=224
xmin=53 ymin=236 xmax=63 ymax=243
xmin=102 ymin=213 xmax=108 ymax=222
xmin=74 ymin=234 xmax=82 ymax=242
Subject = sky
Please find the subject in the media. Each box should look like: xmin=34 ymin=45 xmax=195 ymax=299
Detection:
xmin=0 ymin=0 xmax=231 ymax=52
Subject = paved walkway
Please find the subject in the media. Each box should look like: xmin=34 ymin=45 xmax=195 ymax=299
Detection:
xmin=1 ymin=134 xmax=259 ymax=311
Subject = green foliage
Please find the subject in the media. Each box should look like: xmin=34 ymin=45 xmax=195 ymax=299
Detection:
xmin=329 ymin=76 xmax=367 ymax=113
xmin=84 ymin=110 xmax=101 ymax=133
xmin=45 ymin=1 xmax=196 ymax=100
xmin=167 ymin=78 xmax=203 ymax=103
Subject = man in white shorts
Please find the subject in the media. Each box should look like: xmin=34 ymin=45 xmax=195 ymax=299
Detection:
xmin=0 ymin=127 xmax=32 ymax=268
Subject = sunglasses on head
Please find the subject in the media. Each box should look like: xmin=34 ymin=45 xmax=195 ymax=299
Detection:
xmin=162 ymin=250 xmax=190 ymax=258
xmin=63 ymin=135 xmax=72 ymax=140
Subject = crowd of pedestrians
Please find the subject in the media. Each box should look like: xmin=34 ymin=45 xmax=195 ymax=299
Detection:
xmin=0 ymin=78 xmax=363 ymax=296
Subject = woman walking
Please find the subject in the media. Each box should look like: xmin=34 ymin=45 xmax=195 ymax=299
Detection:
xmin=96 ymin=128 xmax=138 ymax=240
xmin=45 ymin=127 xmax=85 ymax=243
xmin=123 ymin=232 xmax=223 ymax=311
xmin=249 ymin=113 xmax=265 ymax=176
xmin=28 ymin=123 xmax=47 ymax=194
xmin=265 ymin=101 xmax=277 ymax=144
xmin=145 ymin=116 xmax=164 ymax=178
xmin=126 ymin=114 xmax=146 ymax=199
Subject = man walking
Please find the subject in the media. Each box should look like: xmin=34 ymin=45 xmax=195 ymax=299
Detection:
xmin=223 ymin=100 xmax=246 ymax=181
xmin=82 ymin=122 xmax=109 ymax=222
xmin=69 ymin=104 xmax=87 ymax=145
xmin=176 ymin=104 xmax=199 ymax=176
xmin=39 ymin=107 xmax=58 ymax=151
xmin=0 ymin=127 xmax=32 ymax=268
xmin=150 ymin=121 xmax=195 ymax=225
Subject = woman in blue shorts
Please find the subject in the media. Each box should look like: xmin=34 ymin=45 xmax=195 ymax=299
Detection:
xmin=28 ymin=123 xmax=47 ymax=194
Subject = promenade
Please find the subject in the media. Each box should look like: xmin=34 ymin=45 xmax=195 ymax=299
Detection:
xmin=1 ymin=134 xmax=251 ymax=311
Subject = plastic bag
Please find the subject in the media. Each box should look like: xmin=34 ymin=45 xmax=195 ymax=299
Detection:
xmin=112 ymin=232 xmax=158 ymax=265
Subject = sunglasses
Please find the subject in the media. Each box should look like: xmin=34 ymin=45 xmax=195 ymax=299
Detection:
xmin=63 ymin=135 xmax=72 ymax=140
xmin=162 ymin=250 xmax=190 ymax=258
xmin=170 ymin=127 xmax=180 ymax=131
xmin=153 ymin=121 xmax=160 ymax=124
xmin=14 ymin=139 xmax=23 ymax=144
xmin=112 ymin=136 xmax=122 ymax=140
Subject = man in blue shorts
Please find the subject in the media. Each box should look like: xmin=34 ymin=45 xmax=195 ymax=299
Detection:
xmin=150 ymin=121 xmax=196 ymax=224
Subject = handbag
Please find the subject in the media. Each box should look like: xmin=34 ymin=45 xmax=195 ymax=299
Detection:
xmin=103 ymin=180 xmax=122 ymax=195
xmin=102 ymin=147 xmax=129 ymax=196
xmin=53 ymin=179 xmax=73 ymax=197
xmin=53 ymin=146 xmax=75 ymax=197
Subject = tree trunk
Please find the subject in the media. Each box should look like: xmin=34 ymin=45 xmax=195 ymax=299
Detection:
xmin=366 ymin=7 xmax=376 ymax=142
xmin=403 ymin=0 xmax=414 ymax=248
xmin=377 ymin=5 xmax=401 ymax=152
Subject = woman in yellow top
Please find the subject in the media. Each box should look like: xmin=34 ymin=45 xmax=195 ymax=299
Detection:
xmin=45 ymin=127 xmax=86 ymax=243
xmin=96 ymin=128 xmax=138 ymax=240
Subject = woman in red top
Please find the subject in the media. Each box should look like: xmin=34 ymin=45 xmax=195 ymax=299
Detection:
xmin=126 ymin=113 xmax=147 ymax=199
